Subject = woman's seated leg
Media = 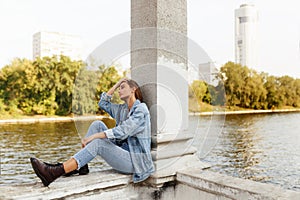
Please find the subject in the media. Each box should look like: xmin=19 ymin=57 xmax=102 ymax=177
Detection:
xmin=72 ymin=138 xmax=134 ymax=174
xmin=85 ymin=120 xmax=108 ymax=138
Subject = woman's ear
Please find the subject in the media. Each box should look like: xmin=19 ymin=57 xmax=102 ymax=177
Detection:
xmin=131 ymin=87 xmax=137 ymax=93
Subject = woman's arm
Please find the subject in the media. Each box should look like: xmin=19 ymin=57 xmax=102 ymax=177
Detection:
xmin=107 ymin=77 xmax=128 ymax=96
xmin=104 ymin=104 xmax=148 ymax=140
xmin=84 ymin=78 xmax=129 ymax=147
xmin=81 ymin=132 xmax=107 ymax=147
xmin=98 ymin=77 xmax=128 ymax=117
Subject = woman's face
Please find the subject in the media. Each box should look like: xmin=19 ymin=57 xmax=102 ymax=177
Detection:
xmin=118 ymin=81 xmax=135 ymax=101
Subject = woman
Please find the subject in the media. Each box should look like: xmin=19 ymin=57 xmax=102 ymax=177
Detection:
xmin=30 ymin=78 xmax=154 ymax=186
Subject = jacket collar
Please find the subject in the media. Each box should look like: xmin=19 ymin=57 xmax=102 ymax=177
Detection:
xmin=127 ymin=99 xmax=141 ymax=116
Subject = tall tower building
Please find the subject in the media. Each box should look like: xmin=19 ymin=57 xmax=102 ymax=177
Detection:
xmin=32 ymin=31 xmax=83 ymax=60
xmin=235 ymin=4 xmax=259 ymax=68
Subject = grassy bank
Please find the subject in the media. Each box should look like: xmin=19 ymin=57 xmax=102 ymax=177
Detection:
xmin=1 ymin=102 xmax=300 ymax=121
xmin=189 ymin=98 xmax=300 ymax=113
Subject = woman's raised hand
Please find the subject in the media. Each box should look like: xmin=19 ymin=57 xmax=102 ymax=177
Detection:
xmin=107 ymin=77 xmax=129 ymax=96
xmin=115 ymin=77 xmax=128 ymax=88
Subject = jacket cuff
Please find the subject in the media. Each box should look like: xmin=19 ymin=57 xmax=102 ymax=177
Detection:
xmin=101 ymin=92 xmax=112 ymax=101
xmin=104 ymin=129 xmax=115 ymax=139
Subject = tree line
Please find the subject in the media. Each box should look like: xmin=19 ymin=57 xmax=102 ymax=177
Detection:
xmin=189 ymin=61 xmax=300 ymax=110
xmin=1 ymin=58 xmax=299 ymax=117
xmin=0 ymin=55 xmax=121 ymax=116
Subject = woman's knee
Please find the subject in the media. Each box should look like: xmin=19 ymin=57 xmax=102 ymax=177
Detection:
xmin=86 ymin=138 xmax=108 ymax=154
xmin=90 ymin=120 xmax=108 ymax=132
xmin=85 ymin=120 xmax=108 ymax=137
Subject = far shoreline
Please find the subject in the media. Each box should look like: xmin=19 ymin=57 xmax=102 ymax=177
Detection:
xmin=1 ymin=108 xmax=300 ymax=124
xmin=0 ymin=115 xmax=106 ymax=124
xmin=190 ymin=108 xmax=300 ymax=116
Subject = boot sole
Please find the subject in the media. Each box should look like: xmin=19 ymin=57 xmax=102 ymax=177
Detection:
xmin=30 ymin=158 xmax=50 ymax=187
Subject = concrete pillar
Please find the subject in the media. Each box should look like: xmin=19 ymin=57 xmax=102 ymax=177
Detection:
xmin=131 ymin=0 xmax=207 ymax=187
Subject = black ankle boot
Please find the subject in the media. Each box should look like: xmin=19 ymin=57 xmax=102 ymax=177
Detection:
xmin=64 ymin=164 xmax=89 ymax=176
xmin=30 ymin=158 xmax=65 ymax=187
xmin=79 ymin=164 xmax=89 ymax=175
xmin=43 ymin=161 xmax=79 ymax=177
xmin=43 ymin=161 xmax=61 ymax=167
xmin=43 ymin=161 xmax=89 ymax=176
xmin=63 ymin=168 xmax=79 ymax=177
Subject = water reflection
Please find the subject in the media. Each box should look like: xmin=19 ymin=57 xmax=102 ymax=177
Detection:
xmin=0 ymin=121 xmax=110 ymax=185
xmin=1 ymin=113 xmax=299 ymax=191
xmin=221 ymin=116 xmax=266 ymax=181
xmin=201 ymin=113 xmax=300 ymax=191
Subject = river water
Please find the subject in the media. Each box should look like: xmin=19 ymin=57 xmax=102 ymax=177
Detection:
xmin=1 ymin=112 xmax=299 ymax=191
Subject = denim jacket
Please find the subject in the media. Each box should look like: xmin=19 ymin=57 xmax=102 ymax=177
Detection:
xmin=98 ymin=92 xmax=154 ymax=183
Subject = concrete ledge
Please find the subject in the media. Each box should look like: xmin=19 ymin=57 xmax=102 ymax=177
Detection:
xmin=152 ymin=132 xmax=194 ymax=144
xmin=177 ymin=168 xmax=300 ymax=200
xmin=0 ymin=170 xmax=131 ymax=200
xmin=148 ymin=155 xmax=210 ymax=187
xmin=1 ymin=168 xmax=299 ymax=199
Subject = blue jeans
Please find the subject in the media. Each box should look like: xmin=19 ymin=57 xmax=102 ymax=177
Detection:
xmin=72 ymin=120 xmax=134 ymax=174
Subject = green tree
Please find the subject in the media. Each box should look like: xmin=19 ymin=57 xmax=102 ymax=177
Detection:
xmin=30 ymin=55 xmax=83 ymax=115
xmin=264 ymin=75 xmax=281 ymax=108
xmin=294 ymin=79 xmax=300 ymax=107
xmin=0 ymin=58 xmax=33 ymax=114
xmin=72 ymin=64 xmax=122 ymax=115
xmin=189 ymin=80 xmax=211 ymax=104
xmin=210 ymin=82 xmax=226 ymax=106
xmin=245 ymin=70 xmax=267 ymax=109
xmin=54 ymin=56 xmax=84 ymax=115
xmin=0 ymin=56 xmax=84 ymax=115
xmin=277 ymin=75 xmax=297 ymax=107
xmin=219 ymin=62 xmax=267 ymax=109
xmin=218 ymin=62 xmax=246 ymax=107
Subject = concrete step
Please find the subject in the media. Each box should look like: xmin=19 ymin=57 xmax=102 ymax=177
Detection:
xmin=0 ymin=169 xmax=131 ymax=200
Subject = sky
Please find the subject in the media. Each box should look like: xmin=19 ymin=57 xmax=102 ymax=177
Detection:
xmin=0 ymin=0 xmax=299 ymax=78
